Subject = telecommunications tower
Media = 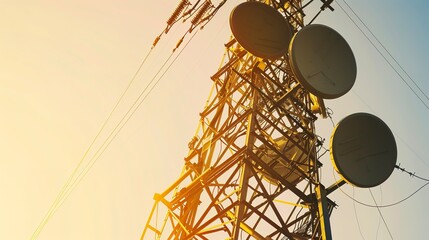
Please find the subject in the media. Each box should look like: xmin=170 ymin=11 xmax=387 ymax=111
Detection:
xmin=141 ymin=1 xmax=397 ymax=239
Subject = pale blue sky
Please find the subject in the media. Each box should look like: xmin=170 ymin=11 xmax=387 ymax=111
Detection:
xmin=0 ymin=0 xmax=428 ymax=239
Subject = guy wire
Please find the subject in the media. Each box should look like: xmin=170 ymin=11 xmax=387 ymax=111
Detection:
xmin=332 ymin=167 xmax=429 ymax=209
xmin=30 ymin=47 xmax=154 ymax=240
xmin=335 ymin=0 xmax=429 ymax=110
xmin=369 ymin=188 xmax=394 ymax=240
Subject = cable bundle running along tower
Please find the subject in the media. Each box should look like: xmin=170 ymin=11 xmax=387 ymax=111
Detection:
xmin=141 ymin=0 xmax=396 ymax=239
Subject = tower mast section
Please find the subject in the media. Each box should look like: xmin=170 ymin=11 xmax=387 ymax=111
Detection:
xmin=142 ymin=1 xmax=334 ymax=239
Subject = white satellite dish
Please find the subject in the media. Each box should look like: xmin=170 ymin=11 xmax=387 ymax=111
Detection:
xmin=289 ymin=24 xmax=357 ymax=99
xmin=230 ymin=2 xmax=293 ymax=60
xmin=330 ymin=113 xmax=397 ymax=188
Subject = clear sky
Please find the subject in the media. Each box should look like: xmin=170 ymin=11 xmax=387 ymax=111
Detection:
xmin=1 ymin=0 xmax=428 ymax=239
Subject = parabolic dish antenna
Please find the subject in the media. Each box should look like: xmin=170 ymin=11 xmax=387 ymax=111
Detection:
xmin=289 ymin=24 xmax=357 ymax=99
xmin=330 ymin=113 xmax=397 ymax=188
xmin=230 ymin=2 xmax=293 ymax=60
xmin=255 ymin=135 xmax=310 ymax=186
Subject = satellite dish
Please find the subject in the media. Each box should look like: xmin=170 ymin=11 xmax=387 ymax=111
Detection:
xmin=289 ymin=24 xmax=357 ymax=99
xmin=330 ymin=113 xmax=397 ymax=188
xmin=255 ymin=136 xmax=310 ymax=185
xmin=230 ymin=2 xmax=293 ymax=60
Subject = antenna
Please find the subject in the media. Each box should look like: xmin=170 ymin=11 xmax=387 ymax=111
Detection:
xmin=142 ymin=1 xmax=398 ymax=239
xmin=330 ymin=112 xmax=397 ymax=188
xmin=289 ymin=24 xmax=357 ymax=99
xmin=256 ymin=135 xmax=311 ymax=185
xmin=229 ymin=1 xmax=293 ymax=59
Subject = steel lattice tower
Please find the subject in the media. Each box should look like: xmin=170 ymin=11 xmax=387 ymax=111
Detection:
xmin=141 ymin=1 xmax=336 ymax=239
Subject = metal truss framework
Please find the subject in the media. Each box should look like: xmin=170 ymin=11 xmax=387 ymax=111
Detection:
xmin=141 ymin=1 xmax=335 ymax=239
